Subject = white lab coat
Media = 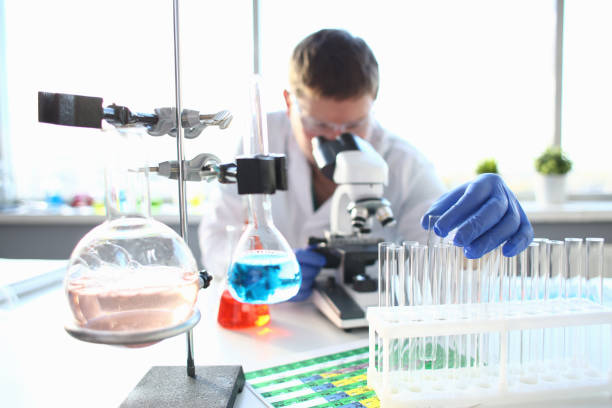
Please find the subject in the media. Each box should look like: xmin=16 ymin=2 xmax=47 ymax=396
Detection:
xmin=198 ymin=111 xmax=446 ymax=278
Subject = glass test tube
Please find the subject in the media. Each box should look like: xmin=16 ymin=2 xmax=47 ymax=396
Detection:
xmin=503 ymin=251 xmax=520 ymax=380
xmin=423 ymin=216 xmax=440 ymax=368
xmin=476 ymin=251 xmax=491 ymax=388
xmin=564 ymin=238 xmax=584 ymax=378
xmin=534 ymin=239 xmax=551 ymax=375
xmin=431 ymin=243 xmax=450 ymax=385
xmin=543 ymin=240 xmax=564 ymax=379
xmin=408 ymin=243 xmax=427 ymax=387
xmin=486 ymin=247 xmax=503 ymax=379
xmin=585 ymin=238 xmax=605 ymax=377
xmin=400 ymin=241 xmax=418 ymax=376
xmin=585 ymin=238 xmax=604 ymax=305
xmin=454 ymin=249 xmax=474 ymax=389
xmin=448 ymin=245 xmax=463 ymax=381
xmin=377 ymin=242 xmax=395 ymax=373
xmin=520 ymin=242 xmax=539 ymax=384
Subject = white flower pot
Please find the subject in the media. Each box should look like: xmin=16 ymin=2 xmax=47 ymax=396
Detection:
xmin=535 ymin=174 xmax=567 ymax=205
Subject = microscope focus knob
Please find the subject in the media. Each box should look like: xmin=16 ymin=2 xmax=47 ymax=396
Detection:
xmin=352 ymin=273 xmax=377 ymax=292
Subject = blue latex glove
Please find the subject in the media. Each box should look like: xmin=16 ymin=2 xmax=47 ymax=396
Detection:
xmin=421 ymin=173 xmax=534 ymax=259
xmin=290 ymin=246 xmax=327 ymax=302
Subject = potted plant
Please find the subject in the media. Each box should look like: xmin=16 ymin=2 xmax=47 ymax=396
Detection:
xmin=534 ymin=146 xmax=572 ymax=205
xmin=475 ymin=158 xmax=499 ymax=175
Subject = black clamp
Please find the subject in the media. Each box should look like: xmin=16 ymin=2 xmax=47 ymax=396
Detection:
xmin=218 ymin=162 xmax=238 ymax=184
xmin=236 ymin=154 xmax=287 ymax=195
xmin=199 ymin=270 xmax=213 ymax=289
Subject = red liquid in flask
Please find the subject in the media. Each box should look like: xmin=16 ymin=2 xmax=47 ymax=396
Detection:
xmin=217 ymin=289 xmax=270 ymax=329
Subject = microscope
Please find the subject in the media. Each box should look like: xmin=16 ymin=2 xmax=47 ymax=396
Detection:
xmin=309 ymin=133 xmax=395 ymax=330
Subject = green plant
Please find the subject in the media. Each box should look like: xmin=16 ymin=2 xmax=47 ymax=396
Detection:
xmin=535 ymin=146 xmax=572 ymax=175
xmin=475 ymin=158 xmax=499 ymax=175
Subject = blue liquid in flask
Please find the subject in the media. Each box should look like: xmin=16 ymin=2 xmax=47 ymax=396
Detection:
xmin=228 ymin=250 xmax=301 ymax=304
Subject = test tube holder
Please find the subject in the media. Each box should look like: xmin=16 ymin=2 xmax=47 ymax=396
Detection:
xmin=367 ymin=299 xmax=612 ymax=407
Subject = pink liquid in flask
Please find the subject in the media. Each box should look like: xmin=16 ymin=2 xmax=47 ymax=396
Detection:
xmin=67 ymin=266 xmax=200 ymax=343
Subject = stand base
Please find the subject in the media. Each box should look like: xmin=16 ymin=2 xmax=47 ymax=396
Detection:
xmin=121 ymin=365 xmax=245 ymax=408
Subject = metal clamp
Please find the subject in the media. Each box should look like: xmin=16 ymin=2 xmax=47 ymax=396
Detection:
xmin=147 ymin=153 xmax=238 ymax=184
xmin=148 ymin=108 xmax=233 ymax=139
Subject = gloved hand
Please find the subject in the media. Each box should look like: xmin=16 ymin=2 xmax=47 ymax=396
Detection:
xmin=421 ymin=173 xmax=534 ymax=259
xmin=290 ymin=246 xmax=327 ymax=302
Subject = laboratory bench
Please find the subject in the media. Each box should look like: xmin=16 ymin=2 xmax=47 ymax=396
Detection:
xmin=0 ymin=259 xmax=610 ymax=408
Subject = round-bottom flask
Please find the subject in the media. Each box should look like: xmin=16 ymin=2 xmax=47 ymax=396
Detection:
xmin=64 ymin=127 xmax=201 ymax=346
xmin=66 ymin=218 xmax=200 ymax=336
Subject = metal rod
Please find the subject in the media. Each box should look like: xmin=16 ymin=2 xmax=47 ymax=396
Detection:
xmin=171 ymin=0 xmax=195 ymax=378
xmin=252 ymin=0 xmax=261 ymax=74
xmin=553 ymin=0 xmax=565 ymax=146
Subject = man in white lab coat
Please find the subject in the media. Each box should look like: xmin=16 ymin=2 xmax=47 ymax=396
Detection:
xmin=199 ymin=29 xmax=533 ymax=300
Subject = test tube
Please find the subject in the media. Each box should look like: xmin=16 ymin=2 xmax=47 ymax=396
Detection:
xmin=520 ymin=242 xmax=539 ymax=384
xmin=585 ymin=238 xmax=604 ymax=305
xmin=564 ymin=238 xmax=583 ymax=378
xmin=448 ymin=245 xmax=463 ymax=381
xmin=542 ymin=240 xmax=564 ymax=380
xmin=431 ymin=243 xmax=450 ymax=382
xmin=400 ymin=241 xmax=418 ymax=376
xmin=377 ymin=242 xmax=392 ymax=373
xmin=418 ymin=241 xmax=437 ymax=365
xmin=408 ymin=243 xmax=427 ymax=386
xmin=585 ymin=238 xmax=605 ymax=377
xmin=486 ymin=247 xmax=503 ymax=379
xmin=503 ymin=252 xmax=520 ymax=382
xmin=476 ymin=251 xmax=491 ymax=388
xmin=534 ymin=238 xmax=551 ymax=374
xmin=458 ymin=250 xmax=477 ymax=387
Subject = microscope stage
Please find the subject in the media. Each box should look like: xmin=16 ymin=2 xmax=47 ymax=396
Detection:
xmin=312 ymin=277 xmax=378 ymax=330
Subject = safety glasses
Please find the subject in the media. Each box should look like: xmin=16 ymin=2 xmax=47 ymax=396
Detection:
xmin=292 ymin=96 xmax=371 ymax=136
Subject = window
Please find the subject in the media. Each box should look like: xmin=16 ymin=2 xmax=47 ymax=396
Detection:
xmin=1 ymin=0 xmax=610 ymax=207
xmin=259 ymin=0 xmax=558 ymax=195
xmin=1 ymin=0 xmax=252 ymax=205
xmin=562 ymin=0 xmax=612 ymax=195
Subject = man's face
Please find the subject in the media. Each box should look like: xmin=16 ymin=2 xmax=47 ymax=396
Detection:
xmin=285 ymin=90 xmax=374 ymax=165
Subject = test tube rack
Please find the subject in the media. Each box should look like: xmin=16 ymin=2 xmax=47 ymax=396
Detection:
xmin=367 ymin=299 xmax=612 ymax=407
xmin=369 ymin=235 xmax=611 ymax=407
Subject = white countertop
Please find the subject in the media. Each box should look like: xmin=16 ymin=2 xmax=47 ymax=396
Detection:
xmin=0 ymin=260 xmax=365 ymax=408
xmin=1 ymin=260 xmax=611 ymax=408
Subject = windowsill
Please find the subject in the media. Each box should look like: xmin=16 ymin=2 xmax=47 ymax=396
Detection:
xmin=0 ymin=203 xmax=204 ymax=225
xmin=521 ymin=200 xmax=612 ymax=223
xmin=2 ymin=200 xmax=612 ymax=225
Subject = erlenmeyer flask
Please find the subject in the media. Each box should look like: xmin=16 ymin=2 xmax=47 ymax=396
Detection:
xmin=226 ymin=75 xmax=300 ymax=304
xmin=218 ymin=289 xmax=271 ymax=328
xmin=65 ymin=125 xmax=201 ymax=346
xmin=227 ymin=194 xmax=300 ymax=304
xmin=217 ymin=225 xmax=271 ymax=328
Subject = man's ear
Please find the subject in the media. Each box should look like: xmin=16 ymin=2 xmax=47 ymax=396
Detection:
xmin=283 ymin=89 xmax=291 ymax=117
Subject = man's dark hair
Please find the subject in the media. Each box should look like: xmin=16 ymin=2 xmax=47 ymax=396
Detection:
xmin=289 ymin=29 xmax=379 ymax=100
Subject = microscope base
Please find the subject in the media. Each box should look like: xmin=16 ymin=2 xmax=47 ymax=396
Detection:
xmin=121 ymin=365 xmax=245 ymax=408
xmin=312 ymin=278 xmax=378 ymax=329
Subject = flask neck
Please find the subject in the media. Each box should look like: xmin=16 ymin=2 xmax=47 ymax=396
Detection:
xmin=104 ymin=127 xmax=151 ymax=221
xmin=247 ymin=194 xmax=273 ymax=230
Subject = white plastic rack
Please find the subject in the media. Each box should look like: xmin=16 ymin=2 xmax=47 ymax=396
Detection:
xmin=367 ymin=299 xmax=612 ymax=407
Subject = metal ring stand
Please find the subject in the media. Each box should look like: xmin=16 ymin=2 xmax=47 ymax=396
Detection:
xmin=64 ymin=308 xmax=201 ymax=346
